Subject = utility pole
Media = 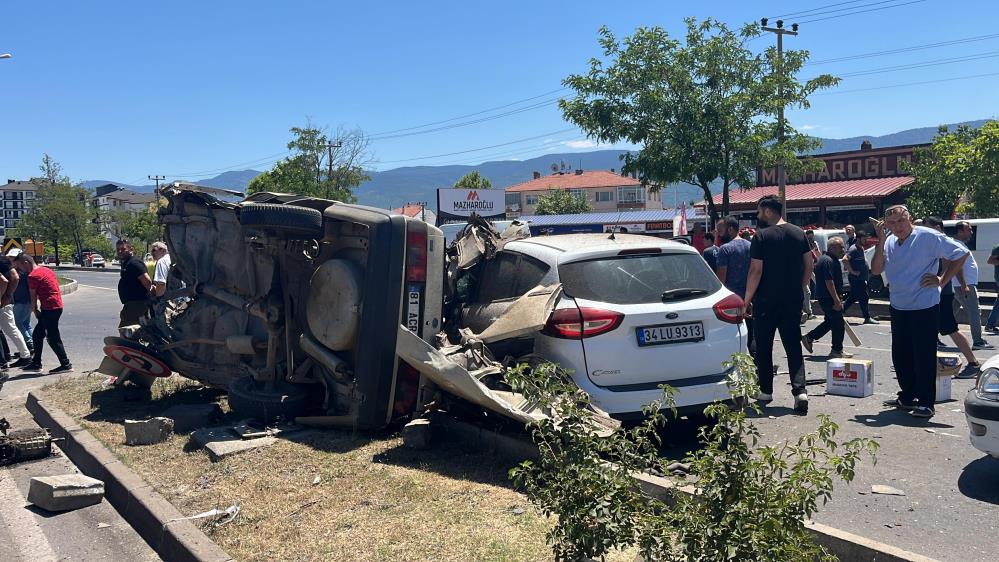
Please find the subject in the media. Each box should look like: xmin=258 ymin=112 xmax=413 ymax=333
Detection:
xmin=324 ymin=141 xmax=342 ymax=199
xmin=148 ymin=175 xmax=166 ymax=210
xmin=761 ymin=18 xmax=798 ymax=220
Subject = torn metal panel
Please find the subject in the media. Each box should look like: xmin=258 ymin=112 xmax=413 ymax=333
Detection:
xmin=476 ymin=283 xmax=562 ymax=344
xmin=395 ymin=325 xmax=545 ymax=424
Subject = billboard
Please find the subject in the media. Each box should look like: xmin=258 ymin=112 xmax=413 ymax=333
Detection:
xmin=755 ymin=145 xmax=920 ymax=187
xmin=436 ymin=189 xmax=506 ymax=225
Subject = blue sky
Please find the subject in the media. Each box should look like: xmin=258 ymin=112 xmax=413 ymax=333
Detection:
xmin=2 ymin=0 xmax=997 ymax=184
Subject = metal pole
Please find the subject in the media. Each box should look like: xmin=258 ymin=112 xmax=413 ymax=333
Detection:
xmin=148 ymin=175 xmax=166 ymax=211
xmin=777 ymin=31 xmax=785 ymax=220
xmin=761 ymin=19 xmax=798 ymax=221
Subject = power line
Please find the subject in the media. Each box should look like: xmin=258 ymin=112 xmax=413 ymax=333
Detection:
xmin=369 ymin=96 xmax=562 ymax=140
xmin=375 ymin=128 xmax=577 ymax=165
xmin=814 ymin=70 xmax=999 ymax=95
xmin=807 ymin=32 xmax=999 ymax=65
xmin=369 ymin=87 xmax=569 ymax=136
xmin=773 ymin=0 xmax=868 ymax=19
xmin=797 ymin=0 xmax=929 ymax=24
xmin=774 ymin=0 xmax=903 ymax=21
xmin=835 ymin=50 xmax=999 ymax=78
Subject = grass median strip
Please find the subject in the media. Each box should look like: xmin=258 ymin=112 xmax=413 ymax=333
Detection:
xmin=41 ymin=375 xmax=635 ymax=561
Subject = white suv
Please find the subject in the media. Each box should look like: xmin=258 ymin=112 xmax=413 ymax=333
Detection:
xmin=459 ymin=233 xmax=747 ymax=419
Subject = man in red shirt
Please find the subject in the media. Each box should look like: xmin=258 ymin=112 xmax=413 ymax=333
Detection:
xmin=12 ymin=254 xmax=72 ymax=374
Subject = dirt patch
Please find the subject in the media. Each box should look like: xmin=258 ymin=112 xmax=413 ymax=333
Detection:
xmin=41 ymin=375 xmax=636 ymax=562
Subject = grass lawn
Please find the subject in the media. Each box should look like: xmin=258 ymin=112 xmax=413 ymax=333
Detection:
xmin=57 ymin=276 xmax=71 ymax=286
xmin=41 ymin=375 xmax=637 ymax=562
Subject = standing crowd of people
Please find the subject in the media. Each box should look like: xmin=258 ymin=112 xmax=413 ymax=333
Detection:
xmin=0 ymin=240 xmax=175 ymax=391
xmin=708 ymin=196 xmax=990 ymax=420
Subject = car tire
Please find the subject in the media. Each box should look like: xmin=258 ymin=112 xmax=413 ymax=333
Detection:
xmin=227 ymin=375 xmax=314 ymax=423
xmin=238 ymin=203 xmax=324 ymax=238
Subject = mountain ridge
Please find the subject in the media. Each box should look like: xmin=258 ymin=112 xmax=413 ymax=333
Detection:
xmin=80 ymin=119 xmax=992 ymax=208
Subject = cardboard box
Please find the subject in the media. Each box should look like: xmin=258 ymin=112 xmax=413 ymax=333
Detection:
xmin=936 ymin=352 xmax=961 ymax=402
xmin=826 ymin=359 xmax=874 ymax=398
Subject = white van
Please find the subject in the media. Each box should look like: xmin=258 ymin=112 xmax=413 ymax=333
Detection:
xmin=943 ymin=218 xmax=999 ymax=289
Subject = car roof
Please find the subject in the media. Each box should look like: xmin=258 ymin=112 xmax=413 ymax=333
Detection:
xmin=506 ymin=233 xmax=695 ymax=260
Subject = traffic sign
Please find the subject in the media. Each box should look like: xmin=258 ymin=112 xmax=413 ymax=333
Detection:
xmin=2 ymin=238 xmax=22 ymax=253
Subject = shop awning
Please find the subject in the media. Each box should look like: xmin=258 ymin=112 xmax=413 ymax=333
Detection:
xmin=710 ymin=176 xmax=914 ymax=206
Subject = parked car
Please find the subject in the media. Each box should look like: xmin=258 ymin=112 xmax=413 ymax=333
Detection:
xmin=455 ymin=233 xmax=748 ymax=419
xmin=89 ymin=254 xmax=106 ymax=268
xmin=943 ymin=218 xmax=999 ymax=291
xmin=966 ymin=354 xmax=999 ymax=458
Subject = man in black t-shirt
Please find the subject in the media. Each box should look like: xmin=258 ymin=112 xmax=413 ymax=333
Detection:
xmin=803 ymin=238 xmax=851 ymax=358
xmin=842 ymin=231 xmax=877 ymax=324
xmin=743 ymin=195 xmax=814 ymax=415
xmin=116 ymin=240 xmax=152 ymax=328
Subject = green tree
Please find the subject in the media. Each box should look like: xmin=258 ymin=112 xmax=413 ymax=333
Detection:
xmin=453 ymin=170 xmax=492 ymax=189
xmin=14 ymin=155 xmax=95 ymax=264
xmin=533 ymin=189 xmax=593 ymax=215
xmin=560 ymin=18 xmax=837 ymax=223
xmin=904 ymin=121 xmax=999 ymax=218
xmin=507 ymin=354 xmax=878 ymax=562
xmin=248 ymin=123 xmax=372 ymax=202
xmin=110 ymin=208 xmax=162 ymax=252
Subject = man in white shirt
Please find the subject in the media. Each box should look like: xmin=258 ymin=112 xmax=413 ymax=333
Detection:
xmin=952 ymin=222 xmax=993 ymax=350
xmin=150 ymin=241 xmax=171 ymax=298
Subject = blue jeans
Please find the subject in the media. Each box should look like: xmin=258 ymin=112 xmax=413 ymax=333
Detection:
xmin=14 ymin=302 xmax=32 ymax=347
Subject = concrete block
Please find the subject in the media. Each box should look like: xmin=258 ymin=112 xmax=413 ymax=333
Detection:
xmin=161 ymin=403 xmax=221 ymax=433
xmin=190 ymin=426 xmax=239 ymax=449
xmin=403 ymin=418 xmax=432 ymax=450
xmin=204 ymin=436 xmax=276 ymax=462
xmin=28 ymin=474 xmax=105 ymax=512
xmin=124 ymin=417 xmax=175 ymax=446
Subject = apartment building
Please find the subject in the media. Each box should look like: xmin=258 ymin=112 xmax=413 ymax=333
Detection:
xmin=504 ymin=169 xmax=662 ymax=217
xmin=0 ymin=179 xmax=38 ymax=240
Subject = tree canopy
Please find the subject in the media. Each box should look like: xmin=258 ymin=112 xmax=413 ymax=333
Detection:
xmin=248 ymin=123 xmax=372 ymax=202
xmin=14 ymin=155 xmax=95 ymax=263
xmin=453 ymin=171 xmax=492 ymax=189
xmin=903 ymin=121 xmax=999 ymax=219
xmin=560 ymin=18 xmax=837 ymax=222
xmin=533 ymin=189 xmax=593 ymax=216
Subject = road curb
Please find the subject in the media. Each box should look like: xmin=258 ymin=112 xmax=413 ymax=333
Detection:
xmin=434 ymin=414 xmax=940 ymax=562
xmin=25 ymin=391 xmax=235 ymax=562
xmin=52 ymin=265 xmax=120 ymax=274
xmin=59 ymin=278 xmax=78 ymax=296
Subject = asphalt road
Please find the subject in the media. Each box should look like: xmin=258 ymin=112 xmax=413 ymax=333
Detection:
xmin=740 ymin=314 xmax=998 ymax=562
xmin=7 ymin=268 xmax=997 ymax=561
xmin=0 ymin=280 xmax=159 ymax=561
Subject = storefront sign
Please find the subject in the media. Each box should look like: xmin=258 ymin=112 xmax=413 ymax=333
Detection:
xmin=756 ymin=146 xmax=919 ymax=186
xmin=603 ymin=223 xmax=646 ymax=233
xmin=645 ymin=221 xmax=674 ymax=232
xmin=437 ymin=189 xmax=506 ymax=224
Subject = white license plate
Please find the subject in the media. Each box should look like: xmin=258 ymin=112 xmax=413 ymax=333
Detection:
xmin=406 ymin=285 xmax=421 ymax=333
xmin=636 ymin=322 xmax=704 ymax=347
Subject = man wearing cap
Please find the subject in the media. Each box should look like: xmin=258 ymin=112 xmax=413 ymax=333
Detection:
xmin=12 ymin=254 xmax=72 ymax=373
xmin=0 ymin=252 xmax=33 ymax=368
xmin=7 ymin=249 xmax=32 ymax=351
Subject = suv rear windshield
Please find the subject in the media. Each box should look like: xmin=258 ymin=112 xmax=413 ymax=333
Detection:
xmin=558 ymin=252 xmax=722 ymax=305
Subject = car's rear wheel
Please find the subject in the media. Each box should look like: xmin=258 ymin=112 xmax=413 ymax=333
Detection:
xmin=239 ymin=203 xmax=324 ymax=238
xmin=227 ymin=375 xmax=314 ymax=423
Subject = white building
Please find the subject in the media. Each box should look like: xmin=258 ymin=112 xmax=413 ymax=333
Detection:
xmin=0 ymin=179 xmax=39 ymax=241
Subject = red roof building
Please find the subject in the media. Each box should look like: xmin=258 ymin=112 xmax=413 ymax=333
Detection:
xmin=504 ymin=169 xmax=661 ymax=216
xmin=391 ymin=203 xmax=436 ymax=224
xmin=705 ymin=142 xmax=920 ymax=229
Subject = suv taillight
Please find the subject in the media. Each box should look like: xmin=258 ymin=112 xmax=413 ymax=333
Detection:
xmin=713 ymin=294 xmax=745 ymax=324
xmin=543 ymin=308 xmax=624 ymax=339
xmin=406 ymin=230 xmax=427 ymax=283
